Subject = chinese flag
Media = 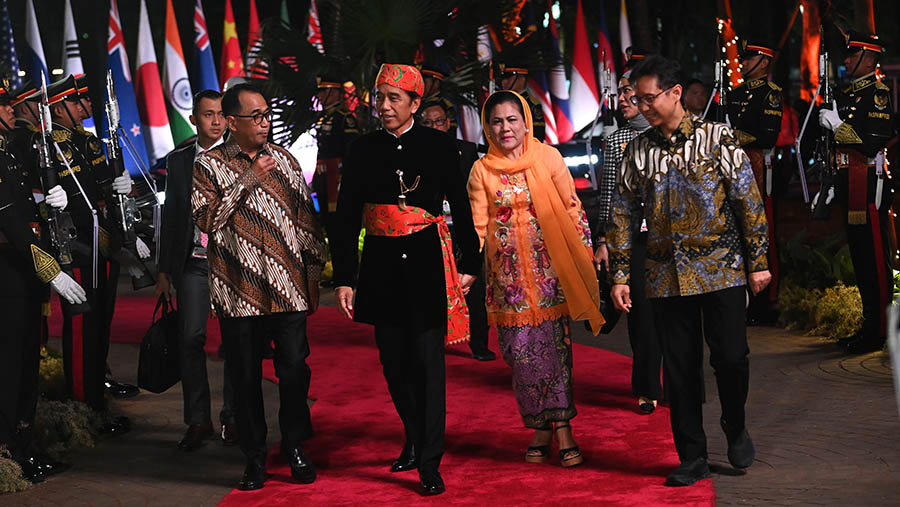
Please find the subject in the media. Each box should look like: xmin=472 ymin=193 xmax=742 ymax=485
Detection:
xmin=220 ymin=0 xmax=244 ymax=88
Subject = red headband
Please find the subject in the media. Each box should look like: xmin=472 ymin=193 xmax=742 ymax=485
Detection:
xmin=375 ymin=64 xmax=424 ymax=97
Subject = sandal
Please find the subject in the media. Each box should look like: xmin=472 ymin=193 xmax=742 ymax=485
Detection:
xmin=554 ymin=423 xmax=584 ymax=468
xmin=525 ymin=428 xmax=552 ymax=463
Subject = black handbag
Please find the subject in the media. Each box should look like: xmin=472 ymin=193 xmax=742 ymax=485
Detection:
xmin=137 ymin=296 xmax=181 ymax=393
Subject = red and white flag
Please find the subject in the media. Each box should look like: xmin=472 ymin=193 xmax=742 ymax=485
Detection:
xmin=245 ymin=0 xmax=265 ymax=78
xmin=135 ymin=0 xmax=174 ymax=164
xmin=620 ymin=0 xmax=633 ymax=67
xmin=308 ymin=0 xmax=324 ymax=54
xmin=569 ymin=0 xmax=600 ymax=132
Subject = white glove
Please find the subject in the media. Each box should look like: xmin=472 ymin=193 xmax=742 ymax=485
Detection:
xmin=112 ymin=170 xmax=133 ymax=195
xmin=810 ymin=187 xmax=835 ymax=212
xmin=50 ymin=271 xmax=87 ymax=305
xmin=45 ymin=185 xmax=68 ymax=210
xmin=135 ymin=237 xmax=151 ymax=259
xmin=818 ymin=100 xmax=843 ymax=132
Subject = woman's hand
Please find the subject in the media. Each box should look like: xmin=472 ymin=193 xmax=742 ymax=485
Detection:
xmin=459 ymin=273 xmax=476 ymax=295
xmin=594 ymin=243 xmax=608 ymax=272
xmin=611 ymin=284 xmax=632 ymax=313
xmin=335 ymin=286 xmax=354 ymax=319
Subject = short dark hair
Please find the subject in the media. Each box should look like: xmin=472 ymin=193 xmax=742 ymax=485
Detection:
xmin=221 ymin=83 xmax=266 ymax=117
xmin=420 ymin=101 xmax=449 ymax=116
xmin=192 ymin=89 xmax=222 ymax=114
xmin=483 ymin=91 xmax=525 ymax=120
xmin=630 ymin=55 xmax=684 ymax=91
xmin=684 ymin=78 xmax=705 ymax=90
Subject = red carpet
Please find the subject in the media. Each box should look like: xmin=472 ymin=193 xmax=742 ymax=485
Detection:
xmin=49 ymin=295 xmax=715 ymax=505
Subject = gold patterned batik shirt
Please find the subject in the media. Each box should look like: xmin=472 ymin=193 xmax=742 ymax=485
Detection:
xmin=607 ymin=113 xmax=768 ymax=298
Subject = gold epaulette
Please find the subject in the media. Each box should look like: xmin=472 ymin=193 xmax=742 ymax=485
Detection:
xmin=768 ymin=81 xmax=783 ymax=92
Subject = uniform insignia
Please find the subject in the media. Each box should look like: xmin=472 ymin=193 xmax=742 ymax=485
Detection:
xmin=30 ymin=244 xmax=61 ymax=284
xmin=51 ymin=129 xmax=71 ymax=143
xmin=876 ymin=80 xmax=890 ymax=91
xmin=748 ymin=79 xmax=766 ymax=89
xmin=874 ymin=89 xmax=889 ymax=110
xmin=767 ymin=92 xmax=782 ymax=109
xmin=55 ymin=147 xmax=74 ymax=163
xmin=834 ymin=122 xmax=863 ymax=144
xmin=768 ymin=82 xmax=783 ymax=92
xmin=0 ymin=136 xmax=6 ymax=152
xmin=735 ymin=129 xmax=757 ymax=146
xmin=88 ymin=136 xmax=102 ymax=154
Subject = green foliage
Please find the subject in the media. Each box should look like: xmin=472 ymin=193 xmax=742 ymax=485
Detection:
xmin=39 ymin=347 xmax=66 ymax=401
xmin=778 ymin=230 xmax=855 ymax=290
xmin=33 ymin=400 xmax=102 ymax=462
xmin=0 ymin=448 xmax=29 ymax=494
xmin=777 ymin=280 xmax=863 ymax=340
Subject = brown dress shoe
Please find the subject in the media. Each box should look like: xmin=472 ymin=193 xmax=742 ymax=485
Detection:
xmin=221 ymin=423 xmax=239 ymax=446
xmin=178 ymin=422 xmax=214 ymax=451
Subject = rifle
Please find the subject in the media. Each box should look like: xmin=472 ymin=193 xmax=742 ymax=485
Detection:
xmin=104 ymin=70 xmax=155 ymax=289
xmin=812 ymin=25 xmax=835 ymax=220
xmin=37 ymin=73 xmax=91 ymax=313
xmin=704 ymin=28 xmax=729 ymax=123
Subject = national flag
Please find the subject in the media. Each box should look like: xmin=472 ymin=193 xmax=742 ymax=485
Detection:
xmin=135 ymin=0 xmax=174 ymax=165
xmin=191 ymin=0 xmax=218 ymax=93
xmin=547 ymin=1 xmax=574 ymax=143
xmin=0 ymin=0 xmax=22 ymax=90
xmin=163 ymin=0 xmax=195 ymax=145
xmin=245 ymin=0 xmax=265 ymax=78
xmin=220 ymin=0 xmax=244 ymax=88
xmin=619 ymin=0 xmax=632 ymax=68
xmin=62 ymin=0 xmax=93 ymax=133
xmin=596 ymin=1 xmax=617 ymax=110
xmin=23 ymin=0 xmax=47 ymax=87
xmin=569 ymin=0 xmax=600 ymax=132
xmin=105 ymin=0 xmax=150 ymax=174
xmin=308 ymin=0 xmax=324 ymax=54
xmin=528 ymin=72 xmax=558 ymax=145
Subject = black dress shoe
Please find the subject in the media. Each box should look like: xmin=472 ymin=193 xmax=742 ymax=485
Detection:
xmin=721 ymin=418 xmax=755 ymax=469
xmin=221 ymin=423 xmax=239 ymax=446
xmin=18 ymin=457 xmax=45 ymax=484
xmin=105 ymin=379 xmax=140 ymax=398
xmin=471 ymin=349 xmax=497 ymax=361
xmin=178 ymin=422 xmax=214 ymax=451
xmin=284 ymin=446 xmax=316 ymax=484
xmin=100 ymin=415 xmax=131 ymax=436
xmin=419 ymin=469 xmax=445 ymax=496
xmin=664 ymin=457 xmax=711 ymax=487
xmin=238 ymin=460 xmax=267 ymax=491
xmin=390 ymin=443 xmax=417 ymax=473
xmin=638 ymin=401 xmax=656 ymax=414
xmin=844 ymin=337 xmax=885 ymax=354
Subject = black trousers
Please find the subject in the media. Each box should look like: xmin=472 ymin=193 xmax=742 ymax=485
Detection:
xmin=374 ymin=325 xmax=446 ymax=474
xmin=62 ymin=262 xmax=114 ymax=411
xmin=176 ymin=258 xmax=236 ymax=426
xmin=627 ymin=232 xmax=662 ymax=400
xmin=466 ymin=262 xmax=491 ymax=355
xmin=0 ymin=265 xmax=42 ymax=463
xmin=652 ymin=286 xmax=749 ymax=463
xmin=220 ymin=311 xmax=313 ymax=463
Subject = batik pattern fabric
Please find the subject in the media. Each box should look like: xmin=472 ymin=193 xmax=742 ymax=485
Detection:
xmin=363 ymin=203 xmax=470 ymax=345
xmin=497 ymin=318 xmax=576 ymax=428
xmin=468 ymin=165 xmax=592 ymax=328
xmin=607 ymin=113 xmax=768 ymax=298
xmin=192 ymin=139 xmax=327 ymax=317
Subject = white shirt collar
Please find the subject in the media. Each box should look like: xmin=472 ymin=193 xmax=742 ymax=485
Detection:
xmin=195 ymin=135 xmax=225 ymax=156
xmin=387 ymin=121 xmax=414 ymax=139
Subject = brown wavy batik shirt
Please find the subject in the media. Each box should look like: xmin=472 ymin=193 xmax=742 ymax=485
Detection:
xmin=192 ymin=138 xmax=326 ymax=317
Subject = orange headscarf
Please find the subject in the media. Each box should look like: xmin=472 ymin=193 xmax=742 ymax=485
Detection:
xmin=480 ymin=91 xmax=605 ymax=335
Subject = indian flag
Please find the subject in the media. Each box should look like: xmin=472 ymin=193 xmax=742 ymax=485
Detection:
xmin=163 ymin=0 xmax=195 ymax=145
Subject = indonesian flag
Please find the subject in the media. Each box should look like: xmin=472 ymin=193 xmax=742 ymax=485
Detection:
xmin=163 ymin=0 xmax=195 ymax=145
xmin=619 ymin=0 xmax=632 ymax=68
xmin=569 ymin=0 xmax=600 ymax=132
xmin=62 ymin=0 xmax=93 ymax=133
xmin=135 ymin=0 xmax=174 ymax=165
xmin=308 ymin=0 xmax=324 ymax=54
xmin=220 ymin=0 xmax=244 ymax=88
xmin=246 ymin=0 xmax=265 ymax=78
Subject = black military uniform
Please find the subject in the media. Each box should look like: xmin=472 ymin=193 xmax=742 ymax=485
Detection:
xmin=420 ymin=68 xmax=459 ymax=136
xmin=312 ymin=79 xmax=359 ymax=239
xmin=728 ymin=40 xmax=783 ymax=322
xmin=499 ymin=66 xmax=546 ymax=143
xmin=829 ymin=32 xmax=894 ymax=353
xmin=35 ymin=78 xmax=121 ymax=411
xmin=0 ymin=86 xmax=64 ymax=482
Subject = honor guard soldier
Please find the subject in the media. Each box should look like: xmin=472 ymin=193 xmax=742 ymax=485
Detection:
xmin=818 ymin=31 xmax=894 ymax=354
xmin=30 ymin=77 xmax=133 ymax=430
xmin=420 ymin=67 xmax=459 ymax=135
xmin=0 ymin=83 xmax=85 ymax=483
xmin=728 ymin=40 xmax=783 ymax=324
xmin=312 ymin=76 xmax=359 ymax=240
xmin=499 ymin=64 xmax=546 ymax=143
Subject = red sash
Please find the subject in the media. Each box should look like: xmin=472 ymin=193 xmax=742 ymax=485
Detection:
xmin=363 ymin=203 xmax=470 ymax=345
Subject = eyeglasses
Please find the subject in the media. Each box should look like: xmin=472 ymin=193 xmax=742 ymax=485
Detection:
xmin=630 ymin=86 xmax=676 ymax=107
xmin=231 ymin=109 xmax=273 ymax=125
xmin=420 ymin=117 xmax=448 ymax=128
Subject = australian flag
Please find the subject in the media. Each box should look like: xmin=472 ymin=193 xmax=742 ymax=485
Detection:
xmin=104 ymin=0 xmax=150 ymax=175
xmin=0 ymin=0 xmax=20 ymax=89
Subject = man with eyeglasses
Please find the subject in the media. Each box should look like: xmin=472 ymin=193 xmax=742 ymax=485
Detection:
xmin=419 ymin=98 xmax=495 ymax=362
xmin=192 ymin=83 xmax=327 ymax=491
xmin=607 ymin=55 xmax=770 ymax=487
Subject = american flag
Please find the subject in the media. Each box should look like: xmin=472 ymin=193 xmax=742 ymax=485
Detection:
xmin=0 ymin=0 xmax=21 ymax=89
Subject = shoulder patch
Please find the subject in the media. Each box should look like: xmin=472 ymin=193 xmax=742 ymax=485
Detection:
xmin=768 ymin=81 xmax=783 ymax=92
xmin=874 ymin=89 xmax=890 ymax=110
xmin=876 ymin=80 xmax=890 ymax=91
